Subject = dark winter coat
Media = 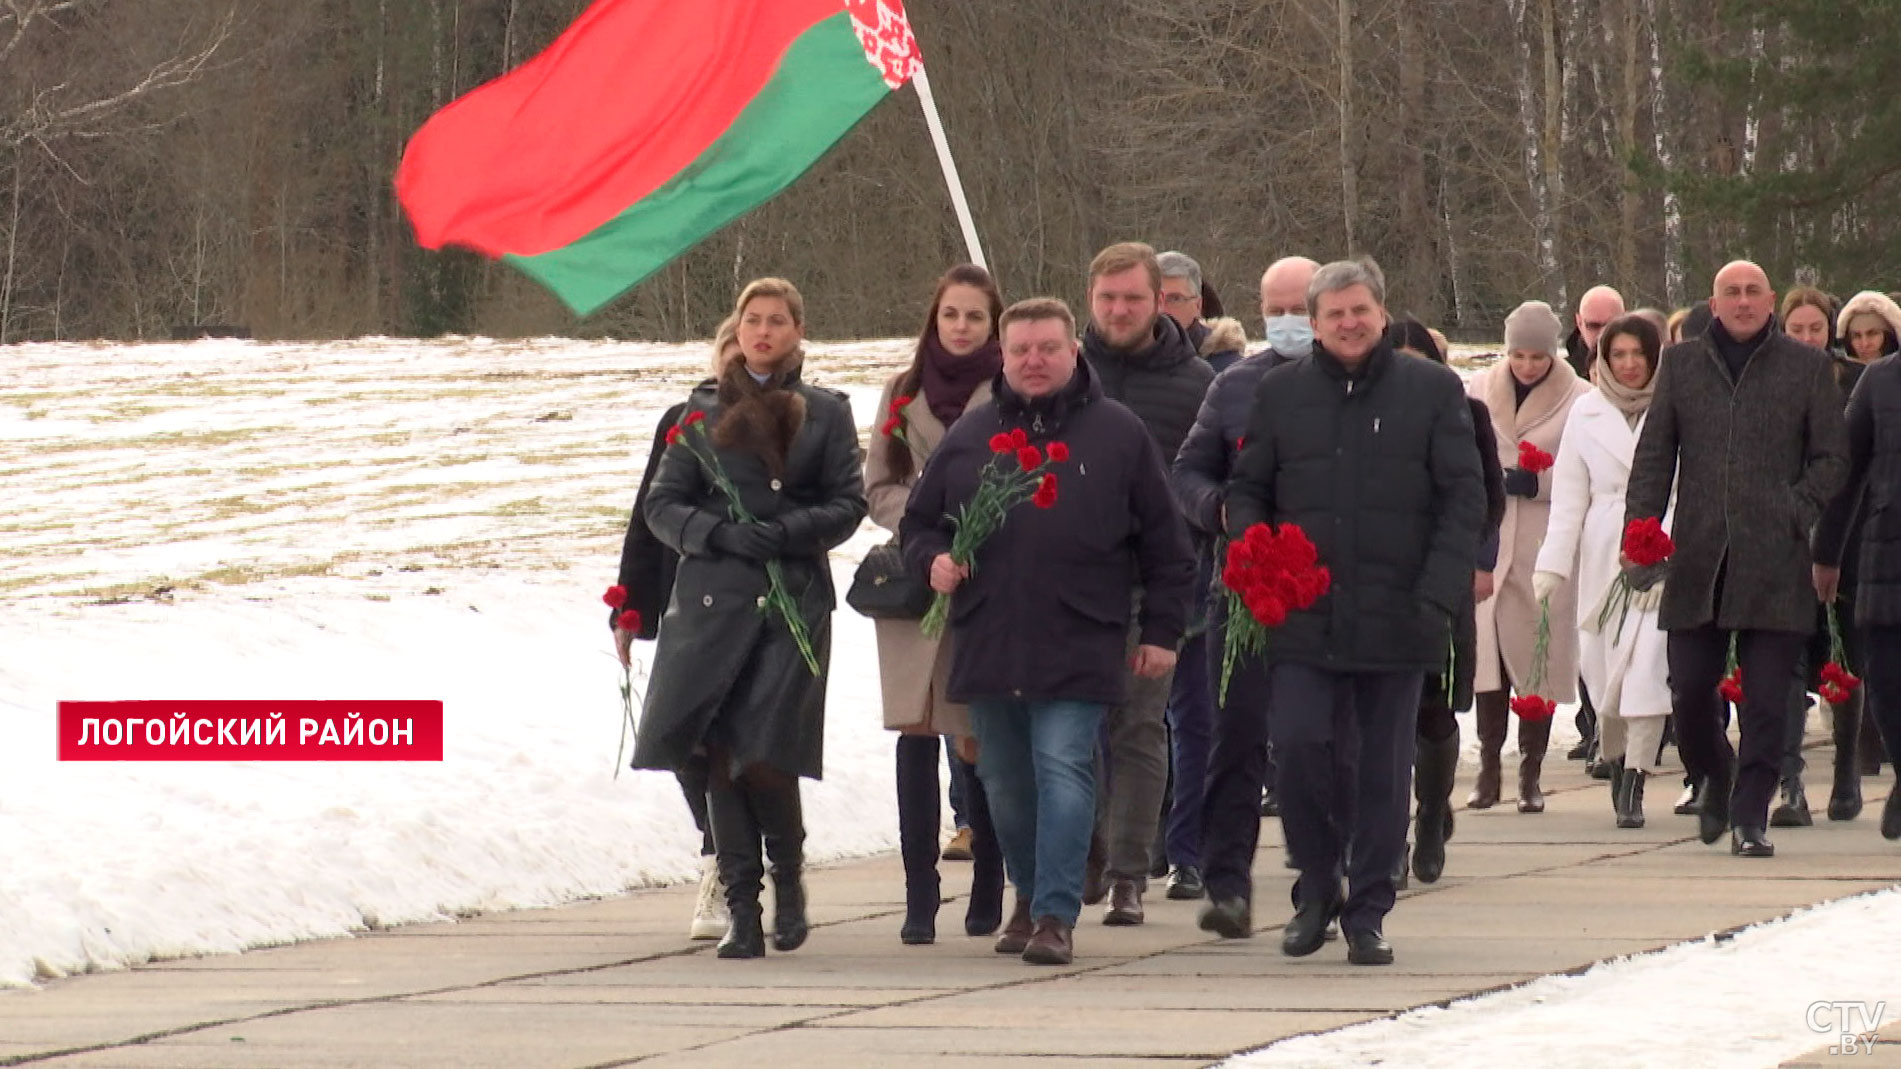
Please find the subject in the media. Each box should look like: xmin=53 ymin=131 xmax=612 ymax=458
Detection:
xmin=1226 ymin=339 xmax=1486 ymax=672
xmin=1447 ymin=396 xmax=1509 ymax=711
xmin=1564 ymin=326 xmax=1593 ymax=380
xmin=609 ymin=403 xmax=685 ymax=640
xmin=1082 ymin=314 xmax=1216 ymax=468
xmin=633 ymin=368 xmax=866 ymax=780
xmin=900 ymin=359 xmax=1196 ymax=707
xmin=1172 ymin=347 xmax=1299 ymax=540
xmin=1817 ymin=354 xmax=1901 ymax=627
xmin=1625 ymin=321 xmax=1848 ymax=634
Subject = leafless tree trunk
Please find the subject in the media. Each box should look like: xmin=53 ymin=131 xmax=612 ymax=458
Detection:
xmin=1337 ymin=0 xmax=1360 ymax=251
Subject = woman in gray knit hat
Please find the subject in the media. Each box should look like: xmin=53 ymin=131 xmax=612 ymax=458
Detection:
xmin=1465 ymin=301 xmax=1592 ymax=813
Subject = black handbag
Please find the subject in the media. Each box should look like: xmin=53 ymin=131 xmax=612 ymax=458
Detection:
xmin=847 ymin=539 xmax=933 ymax=620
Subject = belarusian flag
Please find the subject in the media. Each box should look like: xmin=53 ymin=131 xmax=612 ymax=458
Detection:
xmin=395 ymin=0 xmax=921 ymax=317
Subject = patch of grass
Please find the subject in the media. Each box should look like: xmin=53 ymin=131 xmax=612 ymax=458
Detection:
xmin=491 ymin=497 xmax=544 ymax=516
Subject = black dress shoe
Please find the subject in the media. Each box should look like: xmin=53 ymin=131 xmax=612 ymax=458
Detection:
xmin=1198 ymin=896 xmax=1252 ymax=939
xmin=1281 ymin=895 xmax=1341 ymax=957
xmin=1730 ymin=825 xmax=1775 ymax=857
xmin=1345 ymin=928 xmax=1394 ymax=965
xmin=1674 ymin=779 xmax=1702 ymax=816
xmin=1165 ymin=865 xmax=1206 ymax=900
xmin=1881 ymin=790 xmax=1901 ymax=841
xmin=1770 ymin=779 xmax=1813 ymax=828
xmin=1260 ymin=788 xmax=1280 ymax=817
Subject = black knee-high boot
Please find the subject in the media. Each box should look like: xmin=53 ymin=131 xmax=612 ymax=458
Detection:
xmin=1829 ymin=692 xmax=1865 ymax=821
xmin=895 ymin=735 xmax=942 ymax=945
xmin=743 ymin=770 xmax=809 ymax=952
xmin=963 ymin=761 xmax=1006 ymax=936
xmin=708 ymin=779 xmax=765 ymax=959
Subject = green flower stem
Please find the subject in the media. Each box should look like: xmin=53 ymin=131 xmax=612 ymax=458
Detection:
xmin=680 ymin=424 xmax=821 ymax=676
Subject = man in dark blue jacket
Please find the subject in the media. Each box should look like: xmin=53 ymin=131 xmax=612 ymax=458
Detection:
xmin=903 ymin=298 xmax=1195 ymax=966
xmin=1224 ymin=258 xmax=1485 ymax=965
xmin=1169 ymin=254 xmax=1317 ymax=932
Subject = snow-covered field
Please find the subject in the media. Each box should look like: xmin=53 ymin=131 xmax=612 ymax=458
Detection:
xmin=5 ymin=334 xmax=1896 ymax=1069
xmin=0 ymin=335 xmax=913 ymax=988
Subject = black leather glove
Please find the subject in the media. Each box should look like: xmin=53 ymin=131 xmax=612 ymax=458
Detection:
xmin=709 ymin=521 xmax=786 ymax=561
xmin=1623 ymin=561 xmax=1667 ymax=593
xmin=1503 ymin=467 xmax=1540 ymax=498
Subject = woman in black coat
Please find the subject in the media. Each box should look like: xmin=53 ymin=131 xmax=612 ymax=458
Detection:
xmin=634 ymin=278 xmax=868 ymax=958
xmin=1390 ymin=318 xmax=1507 ymax=884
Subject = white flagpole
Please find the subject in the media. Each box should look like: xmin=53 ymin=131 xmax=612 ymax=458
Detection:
xmin=910 ymin=63 xmax=987 ymax=271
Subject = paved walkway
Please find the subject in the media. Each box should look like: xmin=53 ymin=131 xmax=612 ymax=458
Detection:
xmin=5 ymin=746 xmax=1900 ymax=1069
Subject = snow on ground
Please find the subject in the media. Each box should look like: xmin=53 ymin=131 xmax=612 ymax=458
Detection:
xmin=0 ymin=335 xmax=916 ymax=988
xmin=1228 ymin=885 xmax=1901 ymax=1069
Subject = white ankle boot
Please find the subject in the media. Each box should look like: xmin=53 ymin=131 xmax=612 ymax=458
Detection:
xmin=689 ymin=854 xmax=728 ymax=940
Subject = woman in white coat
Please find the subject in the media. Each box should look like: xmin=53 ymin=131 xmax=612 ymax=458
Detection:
xmin=1533 ymin=315 xmax=1672 ymax=827
xmin=1467 ymin=301 xmax=1592 ymax=814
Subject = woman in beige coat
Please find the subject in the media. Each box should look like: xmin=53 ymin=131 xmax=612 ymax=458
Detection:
xmin=866 ymin=264 xmax=1008 ymax=945
xmin=1467 ymin=301 xmax=1592 ymax=814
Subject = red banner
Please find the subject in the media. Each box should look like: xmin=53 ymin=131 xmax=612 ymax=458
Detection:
xmin=57 ymin=701 xmax=444 ymax=761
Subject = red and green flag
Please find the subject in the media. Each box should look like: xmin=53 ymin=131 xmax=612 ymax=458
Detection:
xmin=395 ymin=0 xmax=922 ymax=317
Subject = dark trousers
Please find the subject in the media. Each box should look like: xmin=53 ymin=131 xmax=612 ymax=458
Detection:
xmin=1667 ymin=625 xmax=1806 ymax=829
xmin=1858 ymin=627 xmax=1901 ymax=770
xmin=1779 ymin=647 xmax=1813 ymax=781
xmin=1164 ymin=630 xmax=1215 ymax=869
xmin=1269 ymin=663 xmax=1422 ymax=936
xmin=1197 ymin=615 xmax=1273 ymax=903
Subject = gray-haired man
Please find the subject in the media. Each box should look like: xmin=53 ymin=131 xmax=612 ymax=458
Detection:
xmin=1225 ymin=258 xmax=1484 ymax=965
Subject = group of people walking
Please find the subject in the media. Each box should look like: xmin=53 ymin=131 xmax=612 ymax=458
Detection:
xmin=611 ymin=243 xmax=1901 ymax=970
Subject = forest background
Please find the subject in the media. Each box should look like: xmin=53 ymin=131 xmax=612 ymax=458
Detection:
xmin=1 ymin=0 xmax=1892 ymax=343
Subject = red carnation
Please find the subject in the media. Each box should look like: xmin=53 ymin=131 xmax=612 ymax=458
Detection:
xmin=1010 ymin=428 xmax=1029 ymax=448
xmin=1046 ymin=441 xmax=1070 ymax=463
xmin=891 ymin=394 xmax=913 ymax=414
xmin=602 ymin=585 xmax=628 ymax=609
xmin=1518 ymin=441 xmax=1555 ymax=474
xmin=616 ymin=609 xmax=642 ymax=632
xmin=1820 ymin=662 xmax=1860 ymax=693
xmin=881 ymin=415 xmax=903 ymax=437
xmin=683 ymin=410 xmax=706 ymax=427
xmin=665 ymin=425 xmax=683 ymax=446
xmin=1509 ymin=694 xmax=1557 ymax=720
xmin=1718 ymin=668 xmax=1745 ymax=705
xmin=989 ymin=432 xmax=1015 ymax=454
xmin=1621 ymin=517 xmax=1674 ymax=567
xmin=1236 ymin=437 xmax=1246 ymax=450
xmin=1032 ymin=473 xmax=1059 ymax=509
xmin=1244 ymin=589 xmax=1287 ymax=628
xmin=1017 ymin=445 xmax=1044 ymax=472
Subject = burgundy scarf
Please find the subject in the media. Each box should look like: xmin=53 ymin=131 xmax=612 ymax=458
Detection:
xmin=919 ymin=333 xmax=1002 ymax=427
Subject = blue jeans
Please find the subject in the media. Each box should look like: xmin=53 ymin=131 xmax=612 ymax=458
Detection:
xmin=968 ymin=698 xmax=1105 ymax=926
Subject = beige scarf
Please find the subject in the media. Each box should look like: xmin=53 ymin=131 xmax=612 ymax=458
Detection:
xmin=1594 ymin=361 xmax=1654 ymax=429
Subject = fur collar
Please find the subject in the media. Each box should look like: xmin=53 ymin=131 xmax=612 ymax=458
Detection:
xmin=1198 ymin=317 xmax=1248 ymax=359
xmin=712 ymin=349 xmax=808 ymax=476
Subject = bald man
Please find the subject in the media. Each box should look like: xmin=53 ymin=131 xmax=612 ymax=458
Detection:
xmin=1170 ymin=256 xmax=1325 ymax=935
xmin=1565 ymin=285 xmax=1627 ymax=379
xmin=1625 ymin=260 xmax=1848 ymax=859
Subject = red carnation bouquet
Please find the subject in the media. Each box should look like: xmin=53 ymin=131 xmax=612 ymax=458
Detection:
xmin=1513 ymin=590 xmax=1559 ymax=720
xmin=1820 ymin=605 xmax=1863 ymax=706
xmin=1218 ymin=523 xmax=1331 ymax=702
xmin=602 ymin=585 xmax=644 ymax=777
xmin=1518 ymin=441 xmax=1555 ymax=474
xmin=667 ymin=410 xmax=820 ymax=676
xmin=1597 ymin=516 xmax=1673 ymax=640
xmin=880 ymin=393 xmax=914 ymax=441
xmin=919 ymin=429 xmax=1071 ymax=637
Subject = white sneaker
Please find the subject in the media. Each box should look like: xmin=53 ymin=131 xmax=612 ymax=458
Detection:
xmin=689 ymin=855 xmax=728 ymax=940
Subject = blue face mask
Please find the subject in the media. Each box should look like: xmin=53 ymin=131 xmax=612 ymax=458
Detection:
xmin=1263 ymin=315 xmax=1314 ymax=358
